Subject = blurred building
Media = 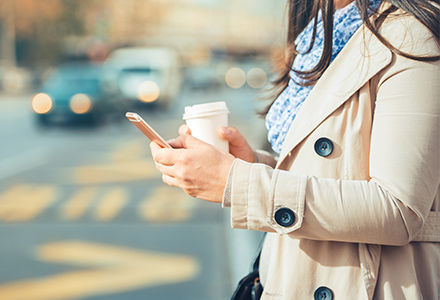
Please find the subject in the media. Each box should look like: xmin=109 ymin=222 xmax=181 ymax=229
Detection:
xmin=80 ymin=0 xmax=287 ymax=65
xmin=0 ymin=0 xmax=287 ymax=92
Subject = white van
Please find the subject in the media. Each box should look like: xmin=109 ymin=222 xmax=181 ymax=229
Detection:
xmin=104 ymin=47 xmax=182 ymax=109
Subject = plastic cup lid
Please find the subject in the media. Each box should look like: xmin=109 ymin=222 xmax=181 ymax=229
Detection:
xmin=183 ymin=101 xmax=229 ymax=120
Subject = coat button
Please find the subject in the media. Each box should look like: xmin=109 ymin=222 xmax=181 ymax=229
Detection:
xmin=314 ymin=286 xmax=333 ymax=300
xmin=314 ymin=138 xmax=333 ymax=157
xmin=274 ymin=208 xmax=295 ymax=227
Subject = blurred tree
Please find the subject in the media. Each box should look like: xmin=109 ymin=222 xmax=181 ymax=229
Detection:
xmin=0 ymin=0 xmax=86 ymax=68
xmin=0 ymin=0 xmax=17 ymax=67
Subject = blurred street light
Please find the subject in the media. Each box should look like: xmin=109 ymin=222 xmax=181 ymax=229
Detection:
xmin=225 ymin=67 xmax=246 ymax=89
xmin=247 ymin=67 xmax=267 ymax=89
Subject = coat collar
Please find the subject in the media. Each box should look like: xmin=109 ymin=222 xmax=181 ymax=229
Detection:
xmin=275 ymin=23 xmax=393 ymax=168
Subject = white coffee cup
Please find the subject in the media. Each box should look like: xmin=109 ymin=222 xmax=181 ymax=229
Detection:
xmin=183 ymin=101 xmax=229 ymax=152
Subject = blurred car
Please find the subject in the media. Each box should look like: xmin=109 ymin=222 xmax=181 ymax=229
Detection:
xmin=184 ymin=64 xmax=222 ymax=90
xmin=103 ymin=47 xmax=182 ymax=110
xmin=30 ymin=63 xmax=121 ymax=126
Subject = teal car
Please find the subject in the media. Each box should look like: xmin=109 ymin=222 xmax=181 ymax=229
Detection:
xmin=31 ymin=63 xmax=121 ymax=126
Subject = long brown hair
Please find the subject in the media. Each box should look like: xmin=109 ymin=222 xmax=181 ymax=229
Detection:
xmin=262 ymin=0 xmax=440 ymax=115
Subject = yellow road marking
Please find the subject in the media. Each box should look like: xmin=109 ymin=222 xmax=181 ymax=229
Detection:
xmin=74 ymin=160 xmax=159 ymax=185
xmin=140 ymin=186 xmax=195 ymax=222
xmin=73 ymin=138 xmax=157 ymax=185
xmin=0 ymin=184 xmax=29 ymax=204
xmin=0 ymin=241 xmax=200 ymax=300
xmin=95 ymin=187 xmax=128 ymax=221
xmin=0 ymin=184 xmax=56 ymax=222
xmin=61 ymin=187 xmax=97 ymax=220
xmin=112 ymin=138 xmax=148 ymax=163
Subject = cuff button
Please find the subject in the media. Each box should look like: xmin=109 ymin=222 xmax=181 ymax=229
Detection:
xmin=274 ymin=208 xmax=295 ymax=227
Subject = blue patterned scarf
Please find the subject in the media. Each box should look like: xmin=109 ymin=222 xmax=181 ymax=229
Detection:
xmin=266 ymin=0 xmax=381 ymax=154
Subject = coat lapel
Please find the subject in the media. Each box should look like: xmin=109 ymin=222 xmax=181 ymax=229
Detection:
xmin=276 ymin=24 xmax=393 ymax=168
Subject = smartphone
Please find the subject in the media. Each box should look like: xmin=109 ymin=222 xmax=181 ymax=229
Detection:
xmin=125 ymin=112 xmax=172 ymax=148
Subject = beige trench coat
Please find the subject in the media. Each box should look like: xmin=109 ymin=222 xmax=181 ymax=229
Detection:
xmin=223 ymin=6 xmax=440 ymax=300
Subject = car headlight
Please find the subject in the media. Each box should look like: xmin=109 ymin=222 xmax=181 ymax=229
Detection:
xmin=137 ymin=81 xmax=160 ymax=103
xmin=70 ymin=93 xmax=92 ymax=114
xmin=30 ymin=93 xmax=53 ymax=114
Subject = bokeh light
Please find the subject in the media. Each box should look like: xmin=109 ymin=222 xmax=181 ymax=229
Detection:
xmin=225 ymin=67 xmax=246 ymax=89
xmin=137 ymin=81 xmax=160 ymax=103
xmin=31 ymin=93 xmax=53 ymax=114
xmin=247 ymin=67 xmax=267 ymax=89
xmin=69 ymin=93 xmax=92 ymax=114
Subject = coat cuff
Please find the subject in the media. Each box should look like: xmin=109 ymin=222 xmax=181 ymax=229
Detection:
xmin=228 ymin=159 xmax=308 ymax=235
xmin=254 ymin=149 xmax=277 ymax=168
xmin=221 ymin=159 xmax=237 ymax=208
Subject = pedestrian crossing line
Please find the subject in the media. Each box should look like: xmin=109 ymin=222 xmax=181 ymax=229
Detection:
xmin=71 ymin=137 xmax=157 ymax=185
xmin=61 ymin=187 xmax=97 ymax=220
xmin=95 ymin=187 xmax=128 ymax=221
xmin=0 ymin=184 xmax=57 ymax=222
xmin=73 ymin=160 xmax=159 ymax=185
xmin=0 ymin=184 xmax=28 ymax=205
xmin=139 ymin=186 xmax=195 ymax=222
xmin=112 ymin=138 xmax=147 ymax=163
xmin=0 ymin=184 xmax=199 ymax=223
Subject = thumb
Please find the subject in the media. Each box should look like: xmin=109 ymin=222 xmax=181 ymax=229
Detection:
xmin=168 ymin=134 xmax=206 ymax=149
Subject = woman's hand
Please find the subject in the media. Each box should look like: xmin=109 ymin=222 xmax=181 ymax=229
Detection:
xmin=150 ymin=134 xmax=235 ymax=203
xmin=179 ymin=124 xmax=255 ymax=163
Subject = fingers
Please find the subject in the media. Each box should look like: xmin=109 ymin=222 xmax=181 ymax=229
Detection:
xmin=178 ymin=124 xmax=191 ymax=135
xmin=150 ymin=142 xmax=175 ymax=166
xmin=161 ymin=174 xmax=178 ymax=187
xmin=218 ymin=126 xmax=255 ymax=162
xmin=155 ymin=162 xmax=175 ymax=179
xmin=219 ymin=127 xmax=246 ymax=146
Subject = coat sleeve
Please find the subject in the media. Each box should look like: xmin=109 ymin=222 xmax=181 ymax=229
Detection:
xmin=226 ymin=40 xmax=440 ymax=247
xmin=254 ymin=149 xmax=277 ymax=168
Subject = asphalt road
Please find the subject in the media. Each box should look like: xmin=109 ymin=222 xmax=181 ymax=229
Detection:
xmin=0 ymin=84 xmax=269 ymax=300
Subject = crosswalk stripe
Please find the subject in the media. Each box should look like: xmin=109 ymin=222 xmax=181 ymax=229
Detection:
xmin=0 ymin=184 xmax=199 ymax=223
xmin=112 ymin=138 xmax=147 ymax=163
xmin=139 ymin=186 xmax=195 ymax=222
xmin=61 ymin=187 xmax=97 ymax=220
xmin=72 ymin=138 xmax=158 ymax=185
xmin=0 ymin=184 xmax=57 ymax=222
xmin=95 ymin=187 xmax=128 ymax=221
xmin=0 ymin=184 xmax=29 ymax=205
xmin=73 ymin=161 xmax=159 ymax=185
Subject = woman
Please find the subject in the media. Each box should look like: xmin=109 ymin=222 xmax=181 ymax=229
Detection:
xmin=150 ymin=0 xmax=440 ymax=299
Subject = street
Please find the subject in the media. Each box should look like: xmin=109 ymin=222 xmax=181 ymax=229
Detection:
xmin=0 ymin=84 xmax=269 ymax=300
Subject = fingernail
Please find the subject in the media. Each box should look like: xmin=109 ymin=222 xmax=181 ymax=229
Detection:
xmin=222 ymin=128 xmax=231 ymax=135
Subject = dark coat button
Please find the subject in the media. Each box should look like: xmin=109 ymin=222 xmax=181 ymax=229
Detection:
xmin=314 ymin=286 xmax=333 ymax=300
xmin=314 ymin=138 xmax=333 ymax=157
xmin=274 ymin=208 xmax=295 ymax=227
